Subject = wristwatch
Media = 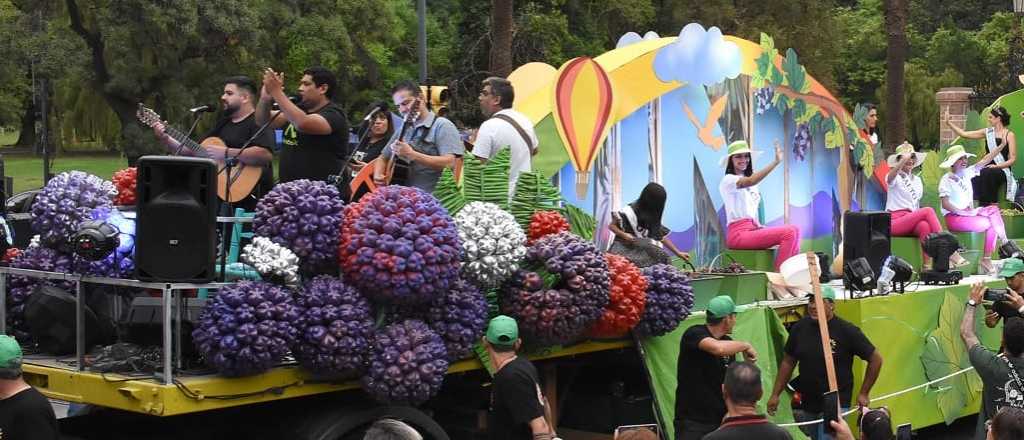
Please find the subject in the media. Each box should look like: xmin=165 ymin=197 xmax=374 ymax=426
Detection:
xmin=967 ymin=299 xmax=978 ymax=307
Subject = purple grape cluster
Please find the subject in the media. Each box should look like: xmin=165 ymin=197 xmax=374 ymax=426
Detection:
xmin=30 ymin=171 xmax=116 ymax=249
xmin=292 ymin=275 xmax=374 ymax=377
xmin=793 ymin=123 xmax=811 ymax=161
xmin=361 ymin=319 xmax=449 ymax=405
xmin=253 ymin=180 xmax=345 ymax=274
xmin=5 ymin=246 xmax=75 ymax=342
xmin=500 ymin=232 xmax=610 ymax=346
xmin=339 ymin=186 xmax=462 ymax=305
xmin=755 ymin=87 xmax=774 ymax=115
xmin=390 ymin=278 xmax=488 ymax=361
xmin=636 ymin=264 xmax=694 ymax=337
xmin=192 ymin=281 xmax=300 ymax=377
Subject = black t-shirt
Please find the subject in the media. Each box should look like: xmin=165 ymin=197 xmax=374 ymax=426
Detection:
xmin=703 ymin=415 xmax=793 ymax=440
xmin=490 ymin=357 xmax=545 ymax=440
xmin=204 ymin=113 xmax=276 ymax=210
xmin=0 ymin=386 xmax=59 ymax=440
xmin=675 ymin=324 xmax=734 ymax=424
xmin=784 ymin=316 xmax=876 ymax=413
xmin=279 ymin=103 xmax=349 ymax=183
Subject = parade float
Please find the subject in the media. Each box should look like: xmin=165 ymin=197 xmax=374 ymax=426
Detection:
xmin=3 ymin=21 xmax=1024 ymax=440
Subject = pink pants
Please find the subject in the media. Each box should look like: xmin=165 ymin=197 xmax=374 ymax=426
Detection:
xmin=890 ymin=208 xmax=942 ymax=252
xmin=726 ymin=218 xmax=801 ymax=271
xmin=944 ymin=205 xmax=1007 ymax=255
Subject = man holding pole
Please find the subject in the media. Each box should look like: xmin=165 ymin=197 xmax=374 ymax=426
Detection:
xmin=767 ymin=285 xmax=883 ymax=440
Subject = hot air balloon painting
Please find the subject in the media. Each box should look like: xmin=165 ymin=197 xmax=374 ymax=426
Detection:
xmin=552 ymin=57 xmax=617 ymax=199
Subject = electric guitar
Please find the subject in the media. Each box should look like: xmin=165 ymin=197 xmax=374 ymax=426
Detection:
xmin=350 ymin=98 xmax=420 ymax=191
xmin=136 ymin=104 xmax=264 ymax=203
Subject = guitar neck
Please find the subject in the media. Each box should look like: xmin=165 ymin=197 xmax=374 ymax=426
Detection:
xmin=164 ymin=126 xmax=206 ymax=156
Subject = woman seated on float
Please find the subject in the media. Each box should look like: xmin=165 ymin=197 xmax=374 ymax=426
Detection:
xmin=938 ymin=144 xmax=1008 ymax=275
xmin=607 ymin=182 xmax=690 ymax=268
xmin=885 ymin=142 xmax=966 ymax=269
xmin=946 ymin=106 xmax=1017 ymax=207
xmin=718 ymin=140 xmax=800 ymax=271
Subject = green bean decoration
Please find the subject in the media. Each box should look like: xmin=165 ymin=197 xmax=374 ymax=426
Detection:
xmin=509 ymin=171 xmax=563 ymax=228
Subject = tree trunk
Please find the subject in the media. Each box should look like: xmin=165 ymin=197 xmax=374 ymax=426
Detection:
xmin=489 ymin=0 xmax=514 ymax=77
xmin=884 ymin=0 xmax=907 ymax=153
xmin=13 ymin=97 xmax=35 ymax=147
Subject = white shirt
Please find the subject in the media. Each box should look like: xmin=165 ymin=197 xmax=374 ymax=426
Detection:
xmin=938 ymin=166 xmax=980 ymax=215
xmin=719 ymin=174 xmax=761 ymax=224
xmin=885 ymin=172 xmax=923 ymax=211
xmin=473 ymin=109 xmax=539 ymax=195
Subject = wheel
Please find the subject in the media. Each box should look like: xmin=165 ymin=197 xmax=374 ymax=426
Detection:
xmin=296 ymin=405 xmax=449 ymax=440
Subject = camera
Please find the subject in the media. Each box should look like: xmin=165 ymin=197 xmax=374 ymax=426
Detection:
xmin=985 ymin=288 xmax=1010 ymax=303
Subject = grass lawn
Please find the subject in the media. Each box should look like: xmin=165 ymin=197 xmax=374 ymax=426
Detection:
xmin=4 ymin=154 xmax=129 ymax=193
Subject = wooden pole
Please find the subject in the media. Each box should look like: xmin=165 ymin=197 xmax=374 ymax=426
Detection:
xmin=806 ymin=252 xmax=839 ymax=391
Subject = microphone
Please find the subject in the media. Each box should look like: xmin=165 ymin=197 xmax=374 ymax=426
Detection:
xmin=363 ymin=102 xmax=388 ymax=121
xmin=189 ymin=104 xmax=215 ymax=113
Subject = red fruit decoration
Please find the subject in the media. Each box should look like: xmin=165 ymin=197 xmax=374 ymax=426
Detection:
xmin=527 ymin=210 xmax=570 ymax=244
xmin=589 ymin=254 xmax=648 ymax=339
xmin=2 ymin=248 xmax=21 ymax=263
xmin=111 ymin=167 xmax=138 ymax=206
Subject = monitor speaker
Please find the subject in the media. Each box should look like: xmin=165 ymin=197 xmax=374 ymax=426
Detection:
xmin=842 ymin=211 xmax=891 ymax=287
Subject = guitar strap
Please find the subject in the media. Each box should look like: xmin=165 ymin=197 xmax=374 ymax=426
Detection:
xmin=492 ymin=113 xmax=536 ymax=152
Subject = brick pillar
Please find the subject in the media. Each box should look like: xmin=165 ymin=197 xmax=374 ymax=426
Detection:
xmin=936 ymin=87 xmax=974 ymax=147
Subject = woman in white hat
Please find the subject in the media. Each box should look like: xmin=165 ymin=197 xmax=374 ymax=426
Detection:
xmin=939 ymin=144 xmax=1008 ymax=274
xmin=885 ymin=142 xmax=965 ymax=269
xmin=718 ymin=140 xmax=800 ymax=271
xmin=946 ymin=106 xmax=1017 ymax=206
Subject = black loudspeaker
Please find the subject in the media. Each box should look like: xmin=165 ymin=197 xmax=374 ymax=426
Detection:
xmin=843 ymin=211 xmax=891 ymax=286
xmin=134 ymin=156 xmax=217 ymax=282
xmin=24 ymin=284 xmax=116 ymax=355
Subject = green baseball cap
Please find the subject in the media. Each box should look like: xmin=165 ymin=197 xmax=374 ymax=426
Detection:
xmin=0 ymin=335 xmax=22 ymax=369
xmin=486 ymin=315 xmax=519 ymax=346
xmin=707 ymin=296 xmax=737 ymax=318
xmin=820 ymin=285 xmax=836 ymax=301
xmin=1000 ymin=258 xmax=1024 ymax=278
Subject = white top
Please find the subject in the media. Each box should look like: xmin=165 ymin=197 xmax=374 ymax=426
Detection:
xmin=719 ymin=174 xmax=761 ymax=224
xmin=885 ymin=172 xmax=923 ymax=211
xmin=473 ymin=109 xmax=539 ymax=195
xmin=938 ymin=166 xmax=980 ymax=215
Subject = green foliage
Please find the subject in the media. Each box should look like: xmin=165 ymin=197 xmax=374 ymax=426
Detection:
xmin=509 ymin=171 xmax=562 ymax=228
xmin=921 ymin=292 xmax=983 ymax=425
xmin=877 ymin=63 xmax=964 ymax=150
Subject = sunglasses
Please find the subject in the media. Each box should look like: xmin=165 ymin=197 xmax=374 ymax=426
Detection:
xmin=859 ymin=406 xmax=891 ymax=434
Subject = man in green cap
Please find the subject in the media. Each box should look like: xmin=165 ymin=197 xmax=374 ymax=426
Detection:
xmin=962 ymin=259 xmax=1024 ymax=440
xmin=674 ymin=295 xmax=757 ymax=440
xmin=767 ymin=286 xmax=882 ymax=440
xmin=482 ymin=315 xmax=555 ymax=440
xmin=0 ymin=334 xmax=59 ymax=440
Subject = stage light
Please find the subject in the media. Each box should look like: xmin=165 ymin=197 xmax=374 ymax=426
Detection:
xmin=1000 ymin=241 xmax=1024 ymax=260
xmin=877 ymin=255 xmax=914 ymax=295
xmin=844 ymin=257 xmax=875 ymax=293
xmin=71 ymin=220 xmax=119 ymax=261
xmin=922 ymin=232 xmax=962 ymax=285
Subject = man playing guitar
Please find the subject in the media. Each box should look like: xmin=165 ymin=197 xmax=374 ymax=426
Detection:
xmin=256 ymin=66 xmax=348 ymax=184
xmin=152 ymin=76 xmax=275 ymax=211
xmin=373 ymin=80 xmax=464 ymax=192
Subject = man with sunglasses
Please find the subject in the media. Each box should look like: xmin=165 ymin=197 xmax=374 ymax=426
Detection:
xmin=767 ymin=286 xmax=883 ymax=440
xmin=962 ymin=262 xmax=1024 ymax=440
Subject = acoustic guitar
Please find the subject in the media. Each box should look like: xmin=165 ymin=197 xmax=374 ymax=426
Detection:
xmin=136 ymin=104 xmax=263 ymax=203
xmin=347 ymin=98 xmax=421 ymax=196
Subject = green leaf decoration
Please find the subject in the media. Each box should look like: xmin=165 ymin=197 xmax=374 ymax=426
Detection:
xmin=773 ymin=93 xmax=790 ymax=115
xmin=794 ymin=103 xmax=818 ymax=125
xmin=560 ymin=203 xmax=597 ymax=240
xmin=852 ymin=103 xmax=870 ymax=130
xmin=782 ymin=48 xmax=810 ymax=94
xmin=510 ymin=171 xmax=563 ymax=228
xmin=807 ymin=112 xmax=824 ymax=134
xmin=461 ymin=148 xmax=512 ymax=211
xmin=769 ymin=63 xmax=785 ymax=86
xmin=920 ymin=149 xmax=945 ymax=214
xmin=759 ymin=33 xmax=777 ymax=55
xmin=431 ymin=168 xmax=467 ymax=216
xmin=791 ymin=98 xmax=808 ymax=122
xmin=921 ymin=292 xmax=984 ymax=425
xmin=824 ymin=117 xmax=844 ymax=149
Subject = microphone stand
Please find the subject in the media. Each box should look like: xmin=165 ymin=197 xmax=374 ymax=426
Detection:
xmin=217 ymin=110 xmax=283 ymax=281
xmin=174 ymin=112 xmax=206 ymax=156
